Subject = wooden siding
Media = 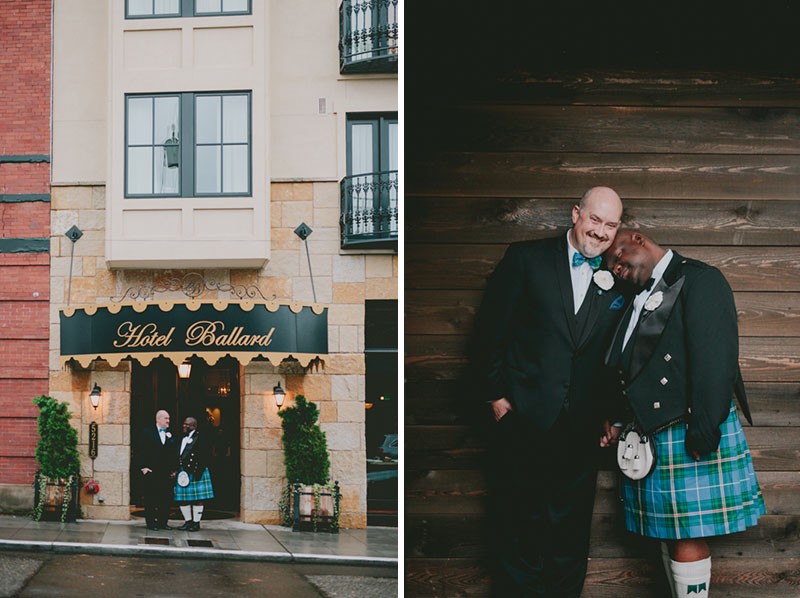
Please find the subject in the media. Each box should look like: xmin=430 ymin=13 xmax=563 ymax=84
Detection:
xmin=405 ymin=70 xmax=800 ymax=596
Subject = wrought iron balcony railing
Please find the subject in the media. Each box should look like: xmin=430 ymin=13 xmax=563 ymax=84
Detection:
xmin=339 ymin=0 xmax=398 ymax=74
xmin=340 ymin=170 xmax=398 ymax=250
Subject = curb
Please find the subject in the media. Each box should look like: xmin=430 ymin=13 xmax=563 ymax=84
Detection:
xmin=0 ymin=539 xmax=397 ymax=567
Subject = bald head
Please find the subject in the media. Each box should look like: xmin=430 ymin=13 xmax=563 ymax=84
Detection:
xmin=155 ymin=410 xmax=170 ymax=429
xmin=569 ymin=186 xmax=623 ymax=258
xmin=579 ymin=186 xmax=622 ymax=212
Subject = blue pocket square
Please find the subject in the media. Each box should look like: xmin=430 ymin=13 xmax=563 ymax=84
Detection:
xmin=609 ymin=295 xmax=625 ymax=310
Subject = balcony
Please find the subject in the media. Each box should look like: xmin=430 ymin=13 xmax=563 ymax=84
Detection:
xmin=340 ymin=170 xmax=398 ymax=250
xmin=339 ymin=0 xmax=398 ymax=74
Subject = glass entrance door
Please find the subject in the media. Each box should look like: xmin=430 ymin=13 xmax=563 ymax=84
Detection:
xmin=130 ymin=356 xmax=241 ymax=515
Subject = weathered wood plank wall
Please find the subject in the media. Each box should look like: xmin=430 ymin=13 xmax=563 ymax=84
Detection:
xmin=405 ymin=70 xmax=800 ymax=596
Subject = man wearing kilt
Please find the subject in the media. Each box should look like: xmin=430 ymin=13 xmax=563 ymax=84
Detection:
xmin=602 ymin=230 xmax=765 ymax=597
xmin=174 ymin=416 xmax=215 ymax=531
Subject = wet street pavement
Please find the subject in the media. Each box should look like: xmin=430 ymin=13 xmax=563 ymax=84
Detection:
xmin=0 ymin=550 xmax=398 ymax=597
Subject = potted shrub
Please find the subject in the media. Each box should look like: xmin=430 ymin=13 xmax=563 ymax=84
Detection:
xmin=278 ymin=394 xmax=339 ymax=532
xmin=32 ymin=395 xmax=81 ymax=522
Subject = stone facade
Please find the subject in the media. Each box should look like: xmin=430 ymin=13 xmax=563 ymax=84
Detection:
xmin=50 ymin=182 xmax=397 ymax=528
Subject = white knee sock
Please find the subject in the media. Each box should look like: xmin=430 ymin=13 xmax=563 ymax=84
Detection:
xmin=180 ymin=505 xmax=192 ymax=521
xmin=670 ymin=557 xmax=711 ymax=597
xmin=192 ymin=504 xmax=204 ymax=522
xmin=661 ymin=543 xmax=677 ymax=598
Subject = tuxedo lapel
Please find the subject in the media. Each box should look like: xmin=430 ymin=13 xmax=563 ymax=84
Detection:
xmin=554 ymin=236 xmax=579 ymax=345
xmin=180 ymin=435 xmax=195 ymax=459
xmin=605 ymin=301 xmax=634 ymax=366
xmin=628 ymin=265 xmax=686 ymax=381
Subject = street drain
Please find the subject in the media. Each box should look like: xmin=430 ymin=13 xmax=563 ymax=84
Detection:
xmin=143 ymin=537 xmax=170 ymax=545
xmin=187 ymin=539 xmax=214 ymax=548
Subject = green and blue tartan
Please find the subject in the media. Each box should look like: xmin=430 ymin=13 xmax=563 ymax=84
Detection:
xmin=622 ymin=402 xmax=765 ymax=539
xmin=174 ymin=467 xmax=215 ymax=502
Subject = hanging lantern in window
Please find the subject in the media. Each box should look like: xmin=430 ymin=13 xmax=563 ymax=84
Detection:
xmin=164 ymin=125 xmax=180 ymax=168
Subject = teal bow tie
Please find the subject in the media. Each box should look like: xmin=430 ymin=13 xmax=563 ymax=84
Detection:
xmin=159 ymin=428 xmax=167 ymax=433
xmin=572 ymin=252 xmax=602 ymax=270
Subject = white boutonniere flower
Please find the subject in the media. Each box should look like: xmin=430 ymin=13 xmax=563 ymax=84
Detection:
xmin=593 ymin=270 xmax=614 ymax=292
xmin=644 ymin=291 xmax=664 ymax=312
xmin=165 ymin=432 xmax=172 ymax=438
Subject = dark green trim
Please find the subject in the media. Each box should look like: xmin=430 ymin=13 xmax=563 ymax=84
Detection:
xmin=0 ymin=194 xmax=50 ymax=203
xmin=0 ymin=238 xmax=50 ymax=253
xmin=0 ymin=155 xmax=50 ymax=163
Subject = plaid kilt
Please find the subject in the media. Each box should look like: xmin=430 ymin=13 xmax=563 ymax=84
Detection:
xmin=622 ymin=402 xmax=765 ymax=539
xmin=174 ymin=467 xmax=215 ymax=502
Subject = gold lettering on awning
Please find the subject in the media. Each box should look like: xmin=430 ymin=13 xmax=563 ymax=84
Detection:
xmin=185 ymin=321 xmax=275 ymax=348
xmin=113 ymin=322 xmax=175 ymax=348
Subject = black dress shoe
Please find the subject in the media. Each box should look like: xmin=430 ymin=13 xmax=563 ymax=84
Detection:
xmin=147 ymin=525 xmax=159 ymax=531
xmin=161 ymin=524 xmax=173 ymax=530
xmin=189 ymin=522 xmax=200 ymax=532
xmin=178 ymin=521 xmax=193 ymax=531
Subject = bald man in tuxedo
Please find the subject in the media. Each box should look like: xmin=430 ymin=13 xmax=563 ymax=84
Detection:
xmin=136 ymin=409 xmax=177 ymax=531
xmin=473 ymin=187 xmax=627 ymax=596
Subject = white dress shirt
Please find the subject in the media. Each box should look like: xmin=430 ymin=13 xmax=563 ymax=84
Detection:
xmin=622 ymin=250 xmax=674 ymax=350
xmin=566 ymin=230 xmax=594 ymax=314
xmin=158 ymin=429 xmax=166 ymax=445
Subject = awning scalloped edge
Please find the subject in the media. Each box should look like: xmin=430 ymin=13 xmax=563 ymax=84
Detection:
xmin=61 ymin=300 xmax=326 ymax=317
xmin=60 ymin=351 xmax=324 ymax=369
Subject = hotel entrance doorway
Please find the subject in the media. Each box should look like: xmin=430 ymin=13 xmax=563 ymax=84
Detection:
xmin=130 ymin=356 xmax=241 ymax=515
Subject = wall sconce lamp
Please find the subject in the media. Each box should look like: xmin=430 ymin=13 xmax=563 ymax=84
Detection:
xmin=178 ymin=360 xmax=192 ymax=379
xmin=273 ymin=383 xmax=286 ymax=409
xmin=89 ymin=383 xmax=102 ymax=410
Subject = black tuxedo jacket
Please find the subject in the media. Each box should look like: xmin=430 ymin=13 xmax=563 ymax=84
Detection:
xmin=605 ymin=252 xmax=752 ymax=455
xmin=136 ymin=425 xmax=178 ymax=478
xmin=473 ymin=235 xmax=627 ymax=433
xmin=179 ymin=431 xmax=211 ymax=480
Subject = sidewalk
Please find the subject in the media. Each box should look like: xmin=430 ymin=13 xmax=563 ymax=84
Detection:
xmin=0 ymin=515 xmax=397 ymax=567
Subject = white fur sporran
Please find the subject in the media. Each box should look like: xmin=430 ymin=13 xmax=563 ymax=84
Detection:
xmin=617 ymin=422 xmax=656 ymax=480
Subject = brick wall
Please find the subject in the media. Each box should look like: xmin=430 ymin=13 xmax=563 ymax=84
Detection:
xmin=0 ymin=0 xmax=51 ymax=155
xmin=0 ymin=0 xmax=51 ymax=488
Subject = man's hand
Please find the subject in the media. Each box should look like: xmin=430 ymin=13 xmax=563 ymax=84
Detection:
xmin=490 ymin=397 xmax=513 ymax=422
xmin=141 ymin=467 xmax=152 ymax=475
xmin=599 ymin=420 xmax=622 ymax=447
xmin=685 ymin=438 xmax=703 ymax=461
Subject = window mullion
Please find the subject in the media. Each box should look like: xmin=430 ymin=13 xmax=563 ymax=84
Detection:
xmin=181 ymin=93 xmax=194 ymax=197
xmin=219 ymin=94 xmax=226 ymax=193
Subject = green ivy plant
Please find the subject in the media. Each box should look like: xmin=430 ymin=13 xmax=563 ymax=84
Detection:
xmin=310 ymin=482 xmax=339 ymax=533
xmin=32 ymin=395 xmax=81 ymax=522
xmin=278 ymin=395 xmax=337 ymax=529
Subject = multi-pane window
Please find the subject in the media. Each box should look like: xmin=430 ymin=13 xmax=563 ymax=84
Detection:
xmin=125 ymin=92 xmax=251 ymax=198
xmin=126 ymin=0 xmax=251 ymax=18
xmin=344 ymin=114 xmax=398 ymax=239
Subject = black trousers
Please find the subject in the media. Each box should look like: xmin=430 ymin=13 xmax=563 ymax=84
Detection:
xmin=141 ymin=470 xmax=173 ymax=527
xmin=486 ymin=409 xmax=599 ymax=598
